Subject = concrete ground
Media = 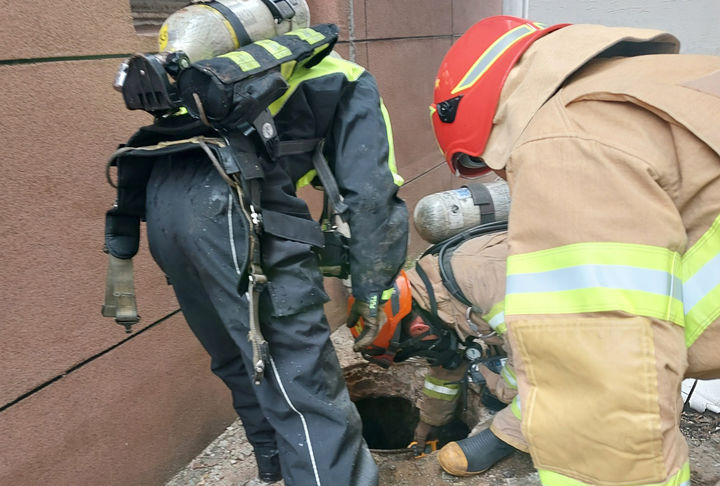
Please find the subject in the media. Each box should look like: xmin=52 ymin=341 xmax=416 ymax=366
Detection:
xmin=165 ymin=329 xmax=720 ymax=486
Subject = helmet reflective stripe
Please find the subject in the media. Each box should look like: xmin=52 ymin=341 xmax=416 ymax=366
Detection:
xmin=451 ymin=23 xmax=539 ymax=95
xmin=423 ymin=376 xmax=460 ymax=400
xmin=683 ymin=212 xmax=720 ymax=346
xmin=538 ymin=461 xmax=691 ymax=486
xmin=505 ymin=242 xmax=685 ymax=326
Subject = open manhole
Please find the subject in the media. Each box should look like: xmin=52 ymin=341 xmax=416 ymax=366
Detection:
xmin=355 ymin=395 xmax=470 ymax=450
xmin=344 ymin=362 xmax=479 ymax=452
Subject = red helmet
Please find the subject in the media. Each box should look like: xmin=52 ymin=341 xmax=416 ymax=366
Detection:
xmin=349 ymin=271 xmax=413 ymax=366
xmin=431 ymin=16 xmax=569 ymax=177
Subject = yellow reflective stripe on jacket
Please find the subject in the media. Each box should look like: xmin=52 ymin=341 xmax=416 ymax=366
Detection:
xmin=501 ymin=364 xmax=518 ymax=390
xmin=505 ymin=242 xmax=684 ymax=326
xmin=295 ymin=169 xmax=317 ymax=190
xmin=423 ymin=375 xmax=460 ymax=401
xmin=270 ymin=57 xmax=403 ymax=188
xmin=381 ymin=287 xmax=395 ymax=301
xmin=510 ymin=395 xmax=521 ymax=420
xmin=380 ymin=100 xmax=403 ymax=186
xmin=538 ymin=461 xmax=690 ymax=486
xmin=483 ymin=300 xmax=507 ymax=335
xmin=269 ymin=56 xmax=365 ymax=115
xmin=682 ymin=213 xmax=720 ymax=347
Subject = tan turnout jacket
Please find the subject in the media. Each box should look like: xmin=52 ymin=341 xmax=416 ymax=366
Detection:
xmin=406 ymin=232 xmax=525 ymax=447
xmin=485 ymin=24 xmax=720 ymax=485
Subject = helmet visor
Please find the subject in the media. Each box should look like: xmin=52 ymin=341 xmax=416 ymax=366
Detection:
xmin=452 ymin=153 xmax=491 ymax=177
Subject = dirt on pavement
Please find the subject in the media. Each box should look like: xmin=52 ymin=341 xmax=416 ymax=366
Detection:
xmin=165 ymin=329 xmax=720 ymax=486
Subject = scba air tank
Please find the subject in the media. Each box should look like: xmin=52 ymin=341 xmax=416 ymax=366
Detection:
xmin=159 ymin=0 xmax=311 ymax=63
xmin=413 ymin=180 xmax=511 ymax=243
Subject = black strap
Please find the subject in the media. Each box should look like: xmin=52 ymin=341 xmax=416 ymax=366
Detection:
xmin=274 ymin=138 xmax=321 ymax=157
xmin=275 ymin=138 xmax=349 ymax=218
xmin=223 ymin=131 xmax=266 ymax=192
xmin=262 ymin=209 xmax=324 ymax=247
xmin=312 ymin=141 xmax=348 ymax=217
xmin=439 ymin=244 xmax=474 ymax=309
xmin=390 ymin=280 xmax=401 ymax=315
xmin=260 ymin=0 xmax=296 ymax=21
xmin=208 ymin=1 xmax=252 ymax=47
xmin=463 ymin=183 xmax=495 ymax=224
xmin=437 ymin=221 xmax=508 ymax=308
xmin=413 ymin=262 xmax=438 ymax=317
xmin=418 ymin=220 xmax=509 ymax=310
xmin=421 ymin=220 xmax=508 ymax=259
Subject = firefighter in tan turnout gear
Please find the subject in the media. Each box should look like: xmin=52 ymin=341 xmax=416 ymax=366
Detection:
xmin=350 ymin=181 xmax=525 ymax=469
xmin=404 ymin=225 xmax=524 ymax=466
xmin=429 ymin=15 xmax=720 ymax=486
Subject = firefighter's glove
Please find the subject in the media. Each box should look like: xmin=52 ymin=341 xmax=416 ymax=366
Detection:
xmin=346 ymin=297 xmax=387 ymax=352
xmin=408 ymin=420 xmax=437 ymax=457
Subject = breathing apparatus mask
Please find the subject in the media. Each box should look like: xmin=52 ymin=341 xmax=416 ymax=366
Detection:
xmin=349 ymin=272 xmax=465 ymax=369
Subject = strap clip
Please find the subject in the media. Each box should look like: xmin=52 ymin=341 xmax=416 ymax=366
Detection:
xmin=260 ymin=0 xmax=296 ymax=22
xmin=102 ymin=255 xmax=140 ymax=333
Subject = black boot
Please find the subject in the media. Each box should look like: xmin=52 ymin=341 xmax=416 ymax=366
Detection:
xmin=437 ymin=428 xmax=515 ymax=476
xmin=255 ymin=448 xmax=282 ymax=483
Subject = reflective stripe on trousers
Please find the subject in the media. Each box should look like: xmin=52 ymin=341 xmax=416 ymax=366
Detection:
xmin=538 ymin=462 xmax=691 ymax=486
xmin=423 ymin=375 xmax=461 ymax=400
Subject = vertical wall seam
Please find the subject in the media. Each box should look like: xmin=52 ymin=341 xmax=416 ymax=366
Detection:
xmin=348 ymin=0 xmax=356 ymax=62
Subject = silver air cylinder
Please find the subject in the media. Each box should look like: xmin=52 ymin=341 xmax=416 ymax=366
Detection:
xmin=413 ymin=179 xmax=511 ymax=243
xmin=159 ymin=0 xmax=311 ymax=63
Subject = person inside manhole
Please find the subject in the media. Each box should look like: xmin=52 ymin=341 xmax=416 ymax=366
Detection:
xmin=348 ymin=192 xmax=524 ymax=476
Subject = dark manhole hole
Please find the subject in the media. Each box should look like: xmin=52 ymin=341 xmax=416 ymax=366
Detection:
xmin=355 ymin=396 xmax=470 ymax=451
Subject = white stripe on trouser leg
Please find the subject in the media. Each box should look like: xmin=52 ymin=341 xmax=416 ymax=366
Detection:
xmin=228 ymin=193 xmax=321 ymax=483
xmin=227 ymin=193 xmax=242 ymax=275
xmin=269 ymin=356 xmax=322 ymax=486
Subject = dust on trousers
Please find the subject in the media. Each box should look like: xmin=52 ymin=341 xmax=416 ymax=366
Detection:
xmin=145 ymin=152 xmax=377 ymax=486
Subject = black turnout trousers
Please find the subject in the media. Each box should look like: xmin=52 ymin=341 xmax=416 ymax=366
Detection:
xmin=145 ymin=152 xmax=377 ymax=486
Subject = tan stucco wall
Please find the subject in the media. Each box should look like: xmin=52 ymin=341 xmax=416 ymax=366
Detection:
xmin=0 ymin=1 xmax=500 ymax=484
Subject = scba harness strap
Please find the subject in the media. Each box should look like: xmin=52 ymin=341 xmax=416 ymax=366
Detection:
xmin=414 ymin=220 xmax=508 ymax=336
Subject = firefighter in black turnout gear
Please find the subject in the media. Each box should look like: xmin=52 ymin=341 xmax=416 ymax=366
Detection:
xmin=103 ymin=23 xmax=407 ymax=486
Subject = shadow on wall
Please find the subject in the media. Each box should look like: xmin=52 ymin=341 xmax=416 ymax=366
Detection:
xmin=131 ymin=0 xmax=190 ymax=34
